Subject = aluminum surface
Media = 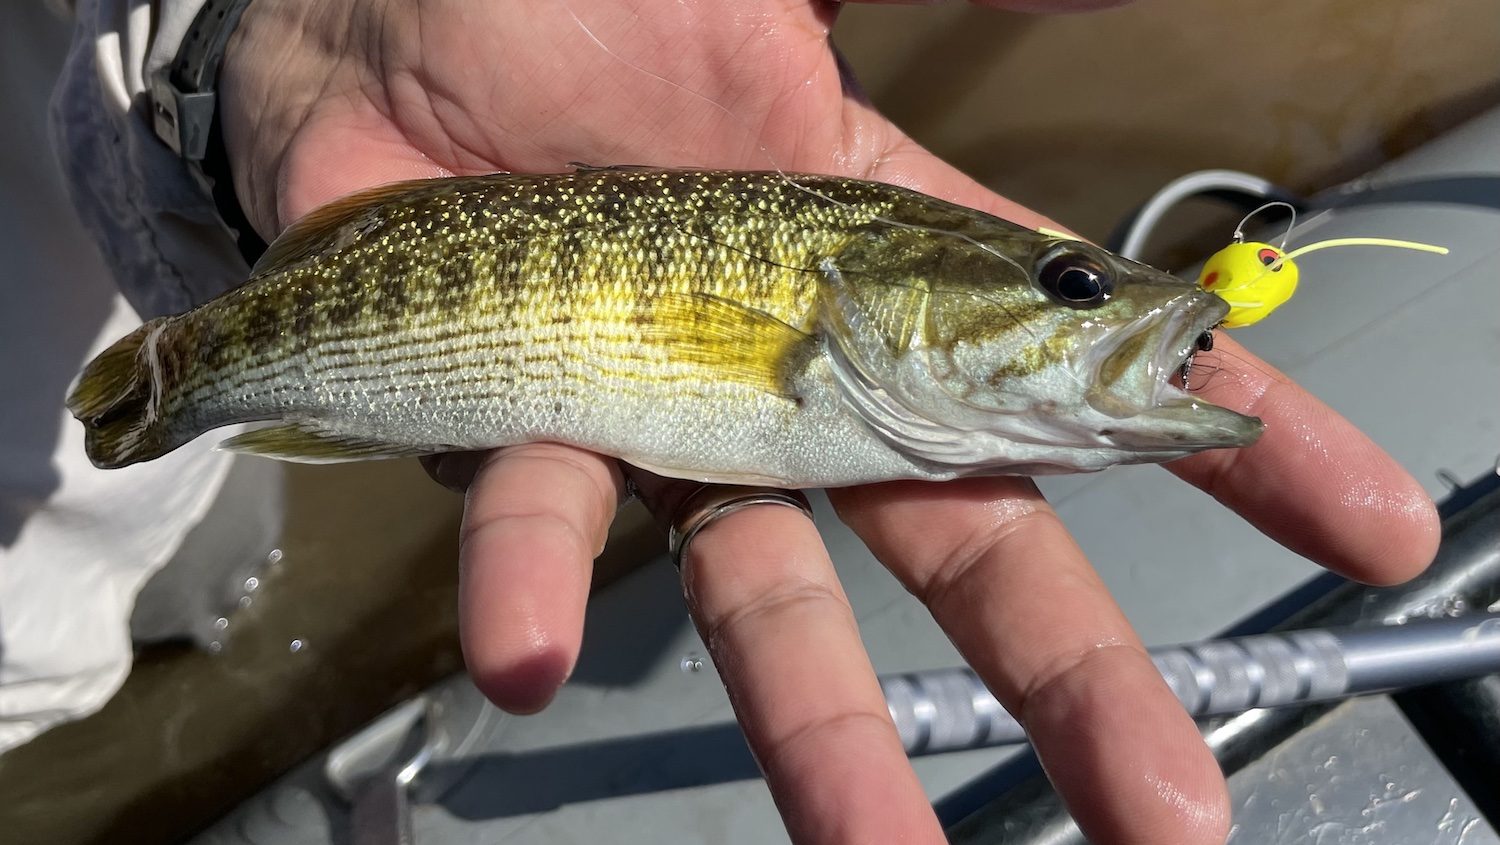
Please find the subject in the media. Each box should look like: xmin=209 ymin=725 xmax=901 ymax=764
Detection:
xmin=1225 ymin=696 xmax=1496 ymax=845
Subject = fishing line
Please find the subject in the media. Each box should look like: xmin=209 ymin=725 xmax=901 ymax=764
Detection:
xmin=1177 ymin=356 xmax=1225 ymax=393
xmin=1233 ymin=201 xmax=1297 ymax=249
xmin=1275 ymin=237 xmax=1449 ymax=267
xmin=560 ymin=3 xmax=1069 ymax=369
xmin=1184 ymin=345 xmax=1273 ymax=394
xmin=559 ymin=5 xmax=1037 ymax=280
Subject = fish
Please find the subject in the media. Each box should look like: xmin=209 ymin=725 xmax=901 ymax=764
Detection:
xmin=66 ymin=167 xmax=1263 ymax=487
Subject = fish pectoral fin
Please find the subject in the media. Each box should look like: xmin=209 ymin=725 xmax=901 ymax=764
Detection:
xmin=640 ymin=293 xmax=814 ymax=398
xmin=250 ymin=178 xmax=441 ymax=277
xmin=217 ymin=422 xmax=434 ymax=464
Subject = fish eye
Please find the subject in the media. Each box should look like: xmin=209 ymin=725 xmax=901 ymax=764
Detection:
xmin=1258 ymin=247 xmax=1284 ymax=271
xmin=1037 ymin=249 xmax=1113 ymax=308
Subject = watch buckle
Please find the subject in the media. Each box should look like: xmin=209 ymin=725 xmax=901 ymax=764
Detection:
xmin=150 ymin=69 xmax=215 ymax=161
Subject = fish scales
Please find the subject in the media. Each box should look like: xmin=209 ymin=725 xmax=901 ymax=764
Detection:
xmin=68 ymin=169 xmax=1263 ymax=483
xmin=195 ymin=175 xmax=854 ymax=404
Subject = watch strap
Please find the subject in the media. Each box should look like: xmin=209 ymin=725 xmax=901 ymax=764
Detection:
xmin=150 ymin=0 xmax=255 ymax=161
xmin=148 ymin=0 xmax=268 ymax=266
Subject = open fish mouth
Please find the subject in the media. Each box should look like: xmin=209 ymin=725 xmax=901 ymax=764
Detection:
xmin=1088 ymin=293 xmax=1264 ymax=450
xmin=1147 ymin=294 xmax=1225 ymax=407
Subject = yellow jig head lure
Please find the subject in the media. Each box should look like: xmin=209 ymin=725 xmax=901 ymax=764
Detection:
xmin=1196 ymin=202 xmax=1450 ymax=328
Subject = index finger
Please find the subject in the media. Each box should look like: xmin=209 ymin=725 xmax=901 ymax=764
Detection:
xmin=1166 ymin=336 xmax=1440 ymax=584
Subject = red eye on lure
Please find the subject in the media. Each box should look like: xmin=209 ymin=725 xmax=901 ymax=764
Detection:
xmin=1196 ymin=202 xmax=1450 ymax=328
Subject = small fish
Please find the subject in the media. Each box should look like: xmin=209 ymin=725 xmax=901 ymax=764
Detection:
xmin=68 ymin=168 xmax=1262 ymax=486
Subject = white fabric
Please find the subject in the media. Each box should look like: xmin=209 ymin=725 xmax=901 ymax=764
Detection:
xmin=0 ymin=0 xmax=246 ymax=752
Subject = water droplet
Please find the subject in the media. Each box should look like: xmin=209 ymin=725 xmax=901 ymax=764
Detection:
xmin=208 ymin=641 xmax=223 ymax=654
xmin=289 ymin=639 xmax=305 ymax=653
xmin=238 ymin=595 xmax=253 ymax=609
xmin=266 ymin=549 xmax=284 ymax=566
xmin=244 ymin=576 xmax=260 ymax=592
xmin=680 ymin=653 xmax=705 ymax=673
xmin=214 ymin=617 xmax=229 ymax=631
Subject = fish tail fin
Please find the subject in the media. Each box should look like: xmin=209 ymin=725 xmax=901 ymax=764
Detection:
xmin=66 ymin=318 xmax=176 ymax=469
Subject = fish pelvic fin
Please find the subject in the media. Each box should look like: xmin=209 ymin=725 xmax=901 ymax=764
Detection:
xmin=218 ymin=421 xmax=438 ymax=464
xmin=66 ymin=318 xmax=174 ymax=469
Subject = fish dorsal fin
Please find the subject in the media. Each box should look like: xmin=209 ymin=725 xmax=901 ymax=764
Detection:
xmin=250 ymin=179 xmax=441 ymax=277
xmin=637 ymin=293 xmax=813 ymax=398
xmin=568 ymin=162 xmax=663 ymax=173
xmin=218 ymin=420 xmax=439 ymax=463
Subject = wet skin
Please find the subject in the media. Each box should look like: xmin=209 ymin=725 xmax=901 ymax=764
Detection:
xmin=221 ymin=2 xmax=1439 ymax=843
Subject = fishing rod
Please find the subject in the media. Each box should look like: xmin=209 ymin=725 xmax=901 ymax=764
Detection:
xmin=882 ymin=611 xmax=1500 ymax=756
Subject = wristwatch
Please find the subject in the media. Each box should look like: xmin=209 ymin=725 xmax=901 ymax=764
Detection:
xmin=148 ymin=0 xmax=267 ymax=263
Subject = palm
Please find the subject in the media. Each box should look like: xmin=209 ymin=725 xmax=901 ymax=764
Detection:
xmin=271 ymin=1 xmax=904 ymax=230
xmin=221 ymin=3 xmax=1439 ymax=844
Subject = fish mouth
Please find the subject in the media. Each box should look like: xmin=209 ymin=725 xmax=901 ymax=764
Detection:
xmin=1088 ymin=293 xmax=1264 ymax=450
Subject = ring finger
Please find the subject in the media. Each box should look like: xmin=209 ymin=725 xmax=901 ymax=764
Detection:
xmin=630 ymin=472 xmax=946 ymax=844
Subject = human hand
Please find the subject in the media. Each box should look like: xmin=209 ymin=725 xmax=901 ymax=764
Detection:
xmin=220 ymin=2 xmax=1440 ymax=842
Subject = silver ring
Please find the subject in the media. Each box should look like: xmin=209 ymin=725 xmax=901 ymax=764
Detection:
xmin=667 ymin=485 xmax=814 ymax=569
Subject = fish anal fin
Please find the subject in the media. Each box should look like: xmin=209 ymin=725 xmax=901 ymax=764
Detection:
xmin=639 ymin=293 xmax=813 ymax=398
xmin=250 ymin=178 xmax=442 ymax=277
xmin=218 ymin=422 xmax=435 ymax=464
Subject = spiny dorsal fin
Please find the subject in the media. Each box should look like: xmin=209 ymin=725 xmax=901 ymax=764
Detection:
xmin=637 ymin=293 xmax=813 ymax=398
xmin=217 ymin=421 xmax=438 ymax=464
xmin=250 ymin=178 xmax=443 ymax=277
xmin=569 ymin=162 xmax=685 ymax=174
